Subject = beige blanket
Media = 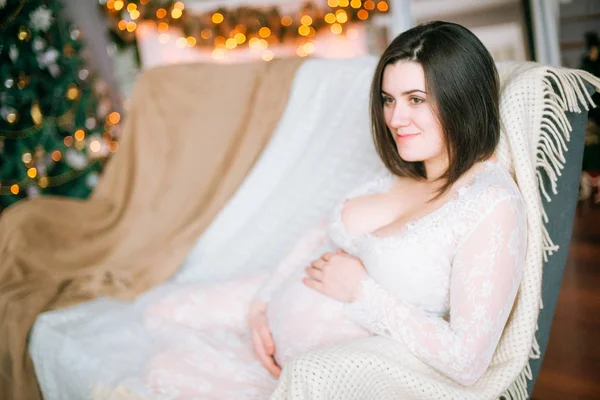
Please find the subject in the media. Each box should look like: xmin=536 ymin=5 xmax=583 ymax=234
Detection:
xmin=0 ymin=58 xmax=303 ymax=400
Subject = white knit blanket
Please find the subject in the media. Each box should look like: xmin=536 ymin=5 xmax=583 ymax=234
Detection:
xmin=270 ymin=63 xmax=600 ymax=399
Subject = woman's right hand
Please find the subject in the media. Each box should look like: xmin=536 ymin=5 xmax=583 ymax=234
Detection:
xmin=248 ymin=300 xmax=281 ymax=379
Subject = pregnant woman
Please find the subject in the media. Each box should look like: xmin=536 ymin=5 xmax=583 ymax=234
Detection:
xmin=142 ymin=21 xmax=526 ymax=399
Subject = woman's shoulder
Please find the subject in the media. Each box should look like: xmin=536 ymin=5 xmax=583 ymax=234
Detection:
xmin=464 ymin=161 xmax=525 ymax=211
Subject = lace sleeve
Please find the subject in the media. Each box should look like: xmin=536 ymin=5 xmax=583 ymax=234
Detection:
xmin=344 ymin=194 xmax=527 ymax=386
xmin=253 ymin=218 xmax=330 ymax=304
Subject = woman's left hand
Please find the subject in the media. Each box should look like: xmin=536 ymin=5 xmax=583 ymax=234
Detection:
xmin=303 ymin=249 xmax=368 ymax=303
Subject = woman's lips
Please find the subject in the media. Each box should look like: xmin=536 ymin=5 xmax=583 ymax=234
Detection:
xmin=396 ymin=133 xmax=420 ymax=140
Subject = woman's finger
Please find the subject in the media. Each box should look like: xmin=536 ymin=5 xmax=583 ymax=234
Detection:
xmin=253 ymin=331 xmax=279 ymax=373
xmin=266 ymin=361 xmax=282 ymax=378
xmin=271 ymin=364 xmax=282 ymax=379
xmin=303 ymin=277 xmax=325 ymax=293
xmin=305 ymin=266 xmax=324 ymax=282
xmin=252 ymin=330 xmax=266 ymax=359
xmin=259 ymin=325 xmax=275 ymax=355
xmin=321 ymin=252 xmax=335 ymax=261
xmin=311 ymin=259 xmax=326 ymax=270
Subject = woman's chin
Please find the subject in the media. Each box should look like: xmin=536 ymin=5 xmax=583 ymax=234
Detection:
xmin=395 ymin=149 xmax=424 ymax=163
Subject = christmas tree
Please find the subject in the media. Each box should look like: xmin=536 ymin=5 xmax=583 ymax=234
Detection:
xmin=0 ymin=0 xmax=119 ymax=211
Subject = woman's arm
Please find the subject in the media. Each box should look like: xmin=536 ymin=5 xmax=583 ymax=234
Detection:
xmin=344 ymin=194 xmax=527 ymax=386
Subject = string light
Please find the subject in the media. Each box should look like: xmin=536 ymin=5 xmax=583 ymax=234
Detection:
xmin=176 ymin=37 xmax=187 ymax=48
xmin=214 ymin=36 xmax=226 ymax=47
xmin=258 ymin=27 xmax=271 ymax=38
xmin=261 ymin=50 xmax=274 ymax=61
xmin=212 ymin=13 xmax=224 ymax=24
xmin=331 ymin=23 xmax=343 ymax=34
xmin=171 ymin=8 xmax=182 ymax=19
xmin=335 ymin=9 xmax=348 ymax=23
xmin=108 ymin=112 xmax=121 ymax=125
xmin=90 ymin=140 xmax=102 ymax=153
xmin=212 ymin=48 xmax=225 ymax=59
xmin=156 ymin=8 xmax=167 ymax=19
xmin=304 ymin=42 xmax=316 ymax=54
xmin=301 ymin=15 xmax=313 ymax=26
xmin=201 ymin=29 xmax=212 ymax=39
xmin=235 ymin=33 xmax=246 ymax=44
xmin=100 ymin=0 xmax=390 ymax=61
xmin=157 ymin=22 xmax=169 ymax=33
xmin=298 ymin=25 xmax=310 ymax=36
xmin=225 ymin=38 xmax=237 ymax=49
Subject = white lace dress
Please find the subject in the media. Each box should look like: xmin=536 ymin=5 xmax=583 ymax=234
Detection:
xmin=142 ymin=160 xmax=527 ymax=398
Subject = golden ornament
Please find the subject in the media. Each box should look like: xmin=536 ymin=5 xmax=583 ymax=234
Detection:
xmin=30 ymin=102 xmax=43 ymax=126
xmin=66 ymin=84 xmax=80 ymax=100
xmin=6 ymin=112 xmax=18 ymax=124
xmin=18 ymin=26 xmax=30 ymax=41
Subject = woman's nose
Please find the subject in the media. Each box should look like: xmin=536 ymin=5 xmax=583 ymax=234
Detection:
xmin=389 ymin=105 xmax=410 ymax=128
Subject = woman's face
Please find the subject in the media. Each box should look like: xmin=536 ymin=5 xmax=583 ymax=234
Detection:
xmin=381 ymin=61 xmax=446 ymax=167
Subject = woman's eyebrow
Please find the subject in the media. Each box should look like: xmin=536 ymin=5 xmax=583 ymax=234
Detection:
xmin=381 ymin=89 xmax=426 ymax=96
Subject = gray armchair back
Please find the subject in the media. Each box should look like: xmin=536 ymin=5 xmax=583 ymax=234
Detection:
xmin=526 ymin=83 xmax=593 ymax=397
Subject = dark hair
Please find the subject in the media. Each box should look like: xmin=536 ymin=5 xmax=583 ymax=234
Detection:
xmin=370 ymin=21 xmax=500 ymax=199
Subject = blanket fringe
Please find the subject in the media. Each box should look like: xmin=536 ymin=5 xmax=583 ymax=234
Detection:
xmin=535 ymin=68 xmax=600 ymax=262
xmin=500 ymin=66 xmax=600 ymax=400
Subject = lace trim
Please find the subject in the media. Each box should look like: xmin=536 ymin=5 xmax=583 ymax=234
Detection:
xmin=328 ymin=160 xmax=503 ymax=250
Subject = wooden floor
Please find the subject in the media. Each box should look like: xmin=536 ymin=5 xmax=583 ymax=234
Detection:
xmin=532 ymin=200 xmax=600 ymax=400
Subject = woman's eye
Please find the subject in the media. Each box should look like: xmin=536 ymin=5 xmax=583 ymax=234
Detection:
xmin=409 ymin=97 xmax=424 ymax=105
xmin=382 ymin=96 xmax=394 ymax=105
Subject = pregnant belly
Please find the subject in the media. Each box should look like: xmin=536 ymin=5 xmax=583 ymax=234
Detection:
xmin=266 ymin=270 xmax=370 ymax=366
